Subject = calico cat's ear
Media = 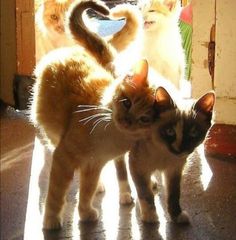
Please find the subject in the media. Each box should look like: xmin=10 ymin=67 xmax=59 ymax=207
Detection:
xmin=130 ymin=59 xmax=149 ymax=88
xmin=155 ymin=87 xmax=175 ymax=112
xmin=194 ymin=91 xmax=215 ymax=115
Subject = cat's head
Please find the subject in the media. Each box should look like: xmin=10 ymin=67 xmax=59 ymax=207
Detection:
xmin=151 ymin=88 xmax=215 ymax=156
xmin=139 ymin=0 xmax=181 ymax=31
xmin=103 ymin=59 xmax=157 ymax=136
xmin=39 ymin=0 xmax=73 ymax=34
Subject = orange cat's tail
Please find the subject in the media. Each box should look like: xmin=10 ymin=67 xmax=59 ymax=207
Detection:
xmin=108 ymin=4 xmax=143 ymax=52
xmin=67 ymin=0 xmax=115 ymax=68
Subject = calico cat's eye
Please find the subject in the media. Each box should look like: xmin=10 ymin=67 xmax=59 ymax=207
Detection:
xmin=165 ymin=126 xmax=175 ymax=137
xmin=148 ymin=10 xmax=155 ymax=13
xmin=51 ymin=14 xmax=58 ymax=21
xmin=189 ymin=127 xmax=199 ymax=138
xmin=121 ymin=98 xmax=132 ymax=109
xmin=139 ymin=115 xmax=152 ymax=124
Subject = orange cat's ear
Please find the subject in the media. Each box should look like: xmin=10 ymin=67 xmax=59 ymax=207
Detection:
xmin=155 ymin=87 xmax=175 ymax=111
xmin=130 ymin=59 xmax=149 ymax=88
xmin=194 ymin=91 xmax=215 ymax=115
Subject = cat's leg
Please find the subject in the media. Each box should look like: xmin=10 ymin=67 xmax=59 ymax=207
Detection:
xmin=43 ymin=144 xmax=74 ymax=229
xmin=129 ymin=160 xmax=158 ymax=223
xmin=164 ymin=168 xmax=190 ymax=224
xmin=114 ymin=155 xmax=133 ymax=205
xmin=78 ymin=165 xmax=102 ymax=222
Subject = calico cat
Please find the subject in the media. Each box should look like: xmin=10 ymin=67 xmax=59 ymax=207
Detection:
xmin=129 ymin=84 xmax=215 ymax=223
xmin=35 ymin=0 xmax=75 ymax=62
xmin=31 ymin=0 xmax=165 ymax=229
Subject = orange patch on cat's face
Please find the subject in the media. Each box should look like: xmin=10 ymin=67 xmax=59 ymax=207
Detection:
xmin=43 ymin=0 xmax=73 ymax=34
xmin=112 ymin=81 xmax=155 ymax=136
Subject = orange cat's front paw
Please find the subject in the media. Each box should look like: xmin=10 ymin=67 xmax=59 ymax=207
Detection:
xmin=79 ymin=207 xmax=99 ymax=222
xmin=119 ymin=192 xmax=133 ymax=205
xmin=43 ymin=215 xmax=62 ymax=230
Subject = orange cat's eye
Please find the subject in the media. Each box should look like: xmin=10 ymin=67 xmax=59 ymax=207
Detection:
xmin=120 ymin=98 xmax=132 ymax=109
xmin=51 ymin=14 xmax=58 ymax=21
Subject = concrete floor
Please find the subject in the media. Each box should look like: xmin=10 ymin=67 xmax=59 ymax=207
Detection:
xmin=1 ymin=105 xmax=236 ymax=240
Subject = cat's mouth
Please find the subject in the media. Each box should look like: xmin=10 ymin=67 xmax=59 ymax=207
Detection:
xmin=144 ymin=21 xmax=155 ymax=29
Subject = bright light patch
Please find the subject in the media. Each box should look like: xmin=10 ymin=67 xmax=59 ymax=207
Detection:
xmin=24 ymin=137 xmax=46 ymax=239
xmin=198 ymin=144 xmax=213 ymax=191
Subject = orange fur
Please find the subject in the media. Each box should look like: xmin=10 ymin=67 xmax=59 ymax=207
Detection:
xmin=30 ymin=43 xmax=159 ymax=229
xmin=35 ymin=0 xmax=75 ymax=62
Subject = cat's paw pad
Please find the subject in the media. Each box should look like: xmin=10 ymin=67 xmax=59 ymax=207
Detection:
xmin=79 ymin=207 xmax=99 ymax=222
xmin=120 ymin=192 xmax=133 ymax=205
xmin=43 ymin=215 xmax=62 ymax=230
xmin=174 ymin=211 xmax=190 ymax=224
xmin=141 ymin=211 xmax=159 ymax=223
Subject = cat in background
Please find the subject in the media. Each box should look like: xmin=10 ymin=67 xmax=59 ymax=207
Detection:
xmin=35 ymin=0 xmax=75 ymax=62
xmin=31 ymin=0 xmax=167 ymax=229
xmin=139 ymin=0 xmax=186 ymax=90
xmin=35 ymin=0 xmax=142 ymax=65
xmin=103 ymin=0 xmax=186 ymax=91
xmin=129 ymin=82 xmax=215 ymax=223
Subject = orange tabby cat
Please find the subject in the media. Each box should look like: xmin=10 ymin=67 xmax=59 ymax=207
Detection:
xmin=31 ymin=0 xmax=165 ymax=229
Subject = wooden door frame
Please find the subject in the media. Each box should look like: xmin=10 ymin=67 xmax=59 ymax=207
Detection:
xmin=0 ymin=0 xmax=35 ymax=108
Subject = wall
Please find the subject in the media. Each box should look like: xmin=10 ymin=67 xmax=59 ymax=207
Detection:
xmin=214 ymin=0 xmax=236 ymax=124
xmin=191 ymin=0 xmax=236 ymax=124
xmin=0 ymin=0 xmax=16 ymax=105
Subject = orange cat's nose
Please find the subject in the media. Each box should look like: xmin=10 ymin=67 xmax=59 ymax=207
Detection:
xmin=122 ymin=117 xmax=133 ymax=128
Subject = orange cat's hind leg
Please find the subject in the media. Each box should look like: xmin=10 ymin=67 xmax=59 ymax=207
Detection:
xmin=43 ymin=144 xmax=74 ymax=230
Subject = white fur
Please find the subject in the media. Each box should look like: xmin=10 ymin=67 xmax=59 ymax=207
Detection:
xmin=140 ymin=0 xmax=186 ymax=90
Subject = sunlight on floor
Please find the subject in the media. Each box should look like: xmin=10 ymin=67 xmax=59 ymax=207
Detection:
xmin=198 ymin=144 xmax=213 ymax=191
xmin=24 ymin=136 xmax=181 ymax=240
xmin=24 ymin=137 xmax=45 ymax=240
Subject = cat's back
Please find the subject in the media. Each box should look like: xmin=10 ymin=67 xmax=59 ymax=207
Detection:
xmin=31 ymin=46 xmax=113 ymax=147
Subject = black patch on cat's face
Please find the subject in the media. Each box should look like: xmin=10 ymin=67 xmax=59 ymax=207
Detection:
xmin=159 ymin=110 xmax=212 ymax=155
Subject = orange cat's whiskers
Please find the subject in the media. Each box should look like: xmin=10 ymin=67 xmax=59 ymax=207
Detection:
xmin=79 ymin=112 xmax=111 ymax=125
xmin=74 ymin=105 xmax=112 ymax=113
xmin=89 ymin=116 xmax=111 ymax=134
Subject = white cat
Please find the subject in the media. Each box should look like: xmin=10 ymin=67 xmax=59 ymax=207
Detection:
xmin=139 ymin=0 xmax=186 ymax=91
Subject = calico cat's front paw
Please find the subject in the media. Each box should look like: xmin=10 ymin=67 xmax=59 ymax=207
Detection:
xmin=120 ymin=192 xmax=133 ymax=205
xmin=79 ymin=207 xmax=99 ymax=222
xmin=43 ymin=215 xmax=62 ymax=230
xmin=172 ymin=211 xmax=190 ymax=224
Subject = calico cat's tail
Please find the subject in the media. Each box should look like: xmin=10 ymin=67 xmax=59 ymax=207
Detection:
xmin=67 ymin=0 xmax=115 ymax=68
xmin=108 ymin=4 xmax=142 ymax=52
